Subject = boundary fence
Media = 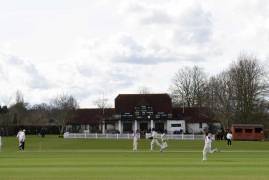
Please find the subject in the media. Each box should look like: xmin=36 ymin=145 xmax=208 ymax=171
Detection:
xmin=63 ymin=132 xmax=207 ymax=140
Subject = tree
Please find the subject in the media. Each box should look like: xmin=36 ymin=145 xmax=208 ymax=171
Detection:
xmin=170 ymin=66 xmax=207 ymax=108
xmin=0 ymin=105 xmax=9 ymax=135
xmin=228 ymin=55 xmax=269 ymax=123
xmin=93 ymin=93 xmax=111 ymax=134
xmin=205 ymin=72 xmax=235 ymax=128
xmin=204 ymin=55 xmax=269 ymax=127
xmin=8 ymin=90 xmax=28 ymax=127
xmin=50 ymin=94 xmax=79 ymax=134
xmin=137 ymin=86 xmax=151 ymax=94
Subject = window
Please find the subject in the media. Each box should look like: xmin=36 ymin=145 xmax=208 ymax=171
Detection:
xmin=123 ymin=123 xmax=132 ymax=132
xmin=199 ymin=123 xmax=203 ymax=128
xmin=255 ymin=128 xmax=263 ymax=133
xmin=245 ymin=129 xmax=253 ymax=133
xmin=235 ymin=128 xmax=242 ymax=133
xmin=171 ymin=124 xmax=181 ymax=127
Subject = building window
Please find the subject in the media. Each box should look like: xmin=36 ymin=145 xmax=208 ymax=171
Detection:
xmin=255 ymin=128 xmax=263 ymax=133
xmin=171 ymin=124 xmax=181 ymax=127
xmin=235 ymin=128 xmax=242 ymax=133
xmin=123 ymin=123 xmax=132 ymax=133
xmin=245 ymin=129 xmax=253 ymax=133
xmin=199 ymin=123 xmax=203 ymax=128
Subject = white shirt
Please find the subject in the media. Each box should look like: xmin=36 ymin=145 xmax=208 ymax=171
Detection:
xmin=152 ymin=131 xmax=158 ymax=139
xmin=17 ymin=131 xmax=24 ymax=142
xmin=161 ymin=133 xmax=166 ymax=142
xmin=204 ymin=135 xmax=212 ymax=146
xmin=133 ymin=132 xmax=139 ymax=141
xmin=226 ymin=133 xmax=232 ymax=140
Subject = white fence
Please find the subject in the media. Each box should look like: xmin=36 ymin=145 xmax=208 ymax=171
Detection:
xmin=64 ymin=132 xmax=207 ymax=140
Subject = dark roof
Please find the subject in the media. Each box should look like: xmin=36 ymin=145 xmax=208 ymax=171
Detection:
xmin=173 ymin=107 xmax=216 ymax=123
xmin=69 ymin=108 xmax=116 ymax=124
xmin=232 ymin=124 xmax=264 ymax=128
xmin=115 ymin=94 xmax=172 ymax=113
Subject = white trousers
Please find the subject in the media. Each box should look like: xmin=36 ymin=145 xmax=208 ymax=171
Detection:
xmin=151 ymin=139 xmax=161 ymax=151
xmin=162 ymin=141 xmax=168 ymax=149
xmin=133 ymin=139 xmax=138 ymax=151
xmin=203 ymin=145 xmax=217 ymax=160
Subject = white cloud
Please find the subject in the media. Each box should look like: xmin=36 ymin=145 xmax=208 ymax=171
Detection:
xmin=1 ymin=0 xmax=269 ymax=107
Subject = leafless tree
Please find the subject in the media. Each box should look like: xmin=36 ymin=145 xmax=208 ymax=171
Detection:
xmin=204 ymin=55 xmax=269 ymax=126
xmin=228 ymin=55 xmax=269 ymax=122
xmin=8 ymin=90 xmax=29 ymax=127
xmin=137 ymin=86 xmax=151 ymax=94
xmin=50 ymin=94 xmax=79 ymax=134
xmin=170 ymin=66 xmax=207 ymax=108
xmin=93 ymin=93 xmax=112 ymax=133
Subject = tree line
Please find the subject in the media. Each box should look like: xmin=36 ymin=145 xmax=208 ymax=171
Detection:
xmin=170 ymin=55 xmax=269 ymax=128
xmin=0 ymin=92 xmax=79 ymax=136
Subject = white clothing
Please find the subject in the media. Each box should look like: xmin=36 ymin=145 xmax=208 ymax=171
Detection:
xmin=150 ymin=131 xmax=161 ymax=151
xmin=226 ymin=133 xmax=232 ymax=140
xmin=17 ymin=131 xmax=24 ymax=142
xmin=133 ymin=132 xmax=139 ymax=151
xmin=151 ymin=131 xmax=158 ymax=139
xmin=203 ymin=135 xmax=217 ymax=160
xmin=160 ymin=133 xmax=168 ymax=150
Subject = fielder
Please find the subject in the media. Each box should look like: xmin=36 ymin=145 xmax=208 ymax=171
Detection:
xmin=160 ymin=132 xmax=168 ymax=152
xmin=150 ymin=129 xmax=161 ymax=151
xmin=202 ymin=132 xmax=218 ymax=161
xmin=226 ymin=131 xmax=233 ymax=146
xmin=133 ymin=130 xmax=139 ymax=151
xmin=16 ymin=129 xmax=23 ymax=150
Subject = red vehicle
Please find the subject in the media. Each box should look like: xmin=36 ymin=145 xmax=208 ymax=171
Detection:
xmin=231 ymin=124 xmax=264 ymax=141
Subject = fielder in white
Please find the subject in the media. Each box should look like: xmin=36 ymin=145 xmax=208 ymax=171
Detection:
xmin=226 ymin=131 xmax=233 ymax=146
xmin=150 ymin=129 xmax=161 ymax=151
xmin=202 ymin=132 xmax=218 ymax=161
xmin=160 ymin=132 xmax=168 ymax=152
xmin=16 ymin=129 xmax=24 ymax=150
xmin=133 ymin=130 xmax=139 ymax=151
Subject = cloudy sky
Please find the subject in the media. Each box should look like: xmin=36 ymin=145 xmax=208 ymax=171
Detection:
xmin=0 ymin=0 xmax=269 ymax=108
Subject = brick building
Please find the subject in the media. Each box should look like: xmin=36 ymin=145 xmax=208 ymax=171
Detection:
xmin=67 ymin=93 xmax=220 ymax=134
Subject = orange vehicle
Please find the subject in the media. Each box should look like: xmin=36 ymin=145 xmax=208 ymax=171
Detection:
xmin=231 ymin=124 xmax=264 ymax=141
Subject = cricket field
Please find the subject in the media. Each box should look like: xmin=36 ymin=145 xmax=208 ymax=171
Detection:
xmin=0 ymin=135 xmax=269 ymax=180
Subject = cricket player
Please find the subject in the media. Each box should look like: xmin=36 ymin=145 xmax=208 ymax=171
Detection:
xmin=21 ymin=129 xmax=26 ymax=150
xmin=226 ymin=131 xmax=232 ymax=146
xmin=16 ymin=129 xmax=23 ymax=150
xmin=133 ymin=130 xmax=139 ymax=151
xmin=160 ymin=132 xmax=168 ymax=152
xmin=150 ymin=129 xmax=161 ymax=151
xmin=202 ymin=132 xmax=218 ymax=161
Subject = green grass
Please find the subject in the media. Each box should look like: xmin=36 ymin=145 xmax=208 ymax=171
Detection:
xmin=0 ymin=135 xmax=269 ymax=180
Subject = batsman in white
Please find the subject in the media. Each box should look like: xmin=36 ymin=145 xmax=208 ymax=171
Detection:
xmin=202 ymin=132 xmax=218 ymax=160
xmin=150 ymin=129 xmax=162 ymax=151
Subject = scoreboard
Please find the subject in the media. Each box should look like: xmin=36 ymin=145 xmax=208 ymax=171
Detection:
xmin=134 ymin=105 xmax=153 ymax=120
xmin=121 ymin=105 xmax=172 ymax=121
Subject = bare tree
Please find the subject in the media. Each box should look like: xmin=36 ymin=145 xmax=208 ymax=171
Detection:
xmin=50 ymin=94 xmax=79 ymax=134
xmin=93 ymin=93 xmax=111 ymax=134
xmin=205 ymin=72 xmax=235 ymax=128
xmin=8 ymin=90 xmax=29 ymax=127
xmin=137 ymin=86 xmax=151 ymax=94
xmin=205 ymin=55 xmax=269 ymax=126
xmin=170 ymin=66 xmax=207 ymax=108
xmin=228 ymin=55 xmax=269 ymax=122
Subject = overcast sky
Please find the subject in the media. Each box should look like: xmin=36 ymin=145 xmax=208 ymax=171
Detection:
xmin=0 ymin=0 xmax=269 ymax=108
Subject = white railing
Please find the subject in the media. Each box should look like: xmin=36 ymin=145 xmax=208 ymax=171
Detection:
xmin=64 ymin=132 xmax=136 ymax=139
xmin=64 ymin=132 xmax=208 ymax=140
xmin=145 ymin=133 xmax=206 ymax=140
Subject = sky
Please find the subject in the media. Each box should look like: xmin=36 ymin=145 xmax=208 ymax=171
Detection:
xmin=0 ymin=0 xmax=269 ymax=108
